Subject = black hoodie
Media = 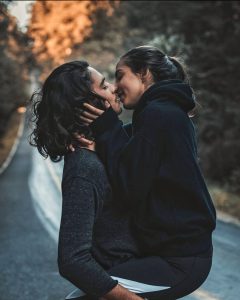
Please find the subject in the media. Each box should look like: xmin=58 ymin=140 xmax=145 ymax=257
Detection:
xmin=90 ymin=80 xmax=216 ymax=257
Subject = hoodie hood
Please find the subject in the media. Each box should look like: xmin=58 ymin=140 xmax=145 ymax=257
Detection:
xmin=133 ymin=79 xmax=196 ymax=121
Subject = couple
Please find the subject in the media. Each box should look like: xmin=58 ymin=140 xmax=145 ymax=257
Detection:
xmin=30 ymin=46 xmax=216 ymax=300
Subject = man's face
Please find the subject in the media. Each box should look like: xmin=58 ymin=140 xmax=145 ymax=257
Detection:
xmin=89 ymin=67 xmax=122 ymax=115
xmin=115 ymin=63 xmax=146 ymax=110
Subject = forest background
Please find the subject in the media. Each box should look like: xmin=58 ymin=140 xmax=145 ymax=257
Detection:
xmin=0 ymin=0 xmax=240 ymax=218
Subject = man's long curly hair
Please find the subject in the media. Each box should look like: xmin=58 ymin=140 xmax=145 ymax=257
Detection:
xmin=29 ymin=61 xmax=105 ymax=162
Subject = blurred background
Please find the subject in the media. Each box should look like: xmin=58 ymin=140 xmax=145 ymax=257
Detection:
xmin=1 ymin=0 xmax=240 ymax=214
xmin=0 ymin=1 xmax=240 ymax=300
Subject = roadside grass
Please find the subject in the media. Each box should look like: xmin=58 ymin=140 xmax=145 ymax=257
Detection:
xmin=209 ymin=185 xmax=240 ymax=220
xmin=0 ymin=110 xmax=23 ymax=167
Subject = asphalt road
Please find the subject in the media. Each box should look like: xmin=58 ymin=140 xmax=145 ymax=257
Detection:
xmin=0 ymin=126 xmax=74 ymax=300
xmin=1 ymin=124 xmax=240 ymax=300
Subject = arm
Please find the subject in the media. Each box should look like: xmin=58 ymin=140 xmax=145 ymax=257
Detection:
xmin=58 ymin=177 xmax=116 ymax=298
xmin=90 ymin=107 xmax=162 ymax=209
xmin=58 ymin=176 xmax=143 ymax=300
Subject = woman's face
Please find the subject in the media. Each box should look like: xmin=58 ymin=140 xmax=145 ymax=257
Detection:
xmin=89 ymin=67 xmax=122 ymax=114
xmin=115 ymin=63 xmax=146 ymax=109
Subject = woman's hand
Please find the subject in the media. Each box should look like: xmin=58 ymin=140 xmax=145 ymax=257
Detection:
xmin=99 ymin=284 xmax=145 ymax=300
xmin=69 ymin=101 xmax=110 ymax=151
xmin=77 ymin=102 xmax=107 ymax=125
xmin=67 ymin=133 xmax=94 ymax=152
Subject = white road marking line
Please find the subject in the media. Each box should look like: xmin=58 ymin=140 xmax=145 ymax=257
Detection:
xmin=0 ymin=113 xmax=25 ymax=176
xmin=29 ymin=150 xmax=62 ymax=243
xmin=45 ymin=158 xmax=61 ymax=192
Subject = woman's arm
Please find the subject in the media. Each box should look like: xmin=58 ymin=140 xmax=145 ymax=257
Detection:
xmin=58 ymin=176 xmax=144 ymax=299
xmin=123 ymin=122 xmax=133 ymax=138
xmin=59 ymin=176 xmax=115 ymax=298
xmin=87 ymin=106 xmax=161 ymax=209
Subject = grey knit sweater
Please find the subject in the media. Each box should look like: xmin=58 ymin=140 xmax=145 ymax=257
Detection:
xmin=58 ymin=148 xmax=139 ymax=298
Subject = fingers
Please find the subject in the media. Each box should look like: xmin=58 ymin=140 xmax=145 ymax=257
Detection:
xmin=79 ymin=137 xmax=93 ymax=145
xmin=74 ymin=133 xmax=93 ymax=146
xmin=104 ymin=100 xmax=111 ymax=109
xmin=75 ymin=103 xmax=104 ymax=125
xmin=75 ymin=108 xmax=98 ymax=121
xmin=67 ymin=144 xmax=75 ymax=152
xmin=83 ymin=103 xmax=104 ymax=116
xmin=78 ymin=115 xmax=93 ymax=125
xmin=82 ymin=110 xmax=98 ymax=120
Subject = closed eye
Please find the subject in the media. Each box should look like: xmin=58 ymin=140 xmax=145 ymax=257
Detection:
xmin=100 ymin=77 xmax=106 ymax=88
xmin=115 ymin=70 xmax=123 ymax=82
xmin=116 ymin=74 xmax=123 ymax=82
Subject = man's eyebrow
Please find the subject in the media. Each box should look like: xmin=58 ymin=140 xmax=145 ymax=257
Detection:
xmin=100 ymin=77 xmax=105 ymax=87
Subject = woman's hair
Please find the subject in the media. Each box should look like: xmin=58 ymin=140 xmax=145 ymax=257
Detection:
xmin=119 ymin=45 xmax=198 ymax=116
xmin=29 ymin=60 xmax=105 ymax=162
xmin=119 ymin=45 xmax=189 ymax=84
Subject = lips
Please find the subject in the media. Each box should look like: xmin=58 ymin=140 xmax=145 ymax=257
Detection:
xmin=115 ymin=95 xmax=121 ymax=103
xmin=117 ymin=91 xmax=125 ymax=103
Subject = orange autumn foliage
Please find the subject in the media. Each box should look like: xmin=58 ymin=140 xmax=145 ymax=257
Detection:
xmin=28 ymin=0 xmax=118 ymax=66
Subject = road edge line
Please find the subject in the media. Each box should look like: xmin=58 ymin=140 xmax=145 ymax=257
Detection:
xmin=217 ymin=210 xmax=240 ymax=227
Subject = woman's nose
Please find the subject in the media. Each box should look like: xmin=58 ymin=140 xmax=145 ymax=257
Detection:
xmin=110 ymin=83 xmax=118 ymax=94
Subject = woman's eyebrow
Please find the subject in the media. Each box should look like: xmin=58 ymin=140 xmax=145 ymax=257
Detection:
xmin=100 ymin=77 xmax=105 ymax=87
xmin=115 ymin=69 xmax=121 ymax=78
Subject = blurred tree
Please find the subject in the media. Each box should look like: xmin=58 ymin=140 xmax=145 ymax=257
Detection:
xmin=72 ymin=2 xmax=126 ymax=77
xmin=27 ymin=0 xmax=240 ymax=193
xmin=180 ymin=1 xmax=240 ymax=193
xmin=28 ymin=0 xmax=118 ymax=73
xmin=0 ymin=1 xmax=31 ymax=137
xmin=106 ymin=1 xmax=240 ymax=193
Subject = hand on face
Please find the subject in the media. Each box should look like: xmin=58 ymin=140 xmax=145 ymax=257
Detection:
xmin=68 ymin=131 xmax=95 ymax=152
xmin=88 ymin=67 xmax=122 ymax=115
xmin=77 ymin=103 xmax=105 ymax=125
xmin=70 ymin=67 xmax=123 ymax=151
xmin=76 ymin=67 xmax=121 ymax=127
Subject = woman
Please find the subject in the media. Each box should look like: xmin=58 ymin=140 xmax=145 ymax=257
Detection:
xmin=29 ymin=60 xmax=144 ymax=300
xmin=78 ymin=46 xmax=216 ymax=299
